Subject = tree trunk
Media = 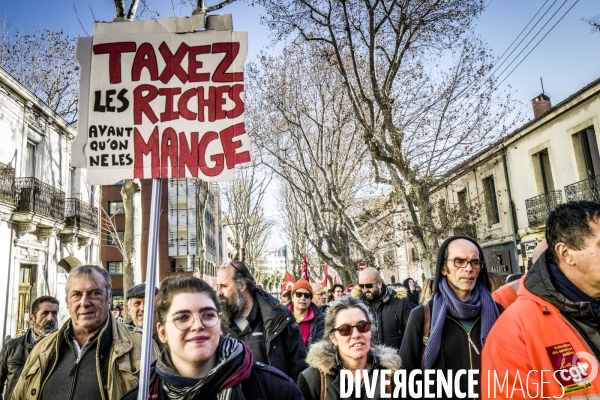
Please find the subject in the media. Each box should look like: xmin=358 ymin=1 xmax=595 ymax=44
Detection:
xmin=121 ymin=179 xmax=142 ymax=299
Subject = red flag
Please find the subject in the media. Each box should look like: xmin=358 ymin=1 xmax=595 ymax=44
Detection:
xmin=301 ymin=254 xmax=309 ymax=281
xmin=280 ymin=270 xmax=295 ymax=296
xmin=319 ymin=263 xmax=328 ymax=289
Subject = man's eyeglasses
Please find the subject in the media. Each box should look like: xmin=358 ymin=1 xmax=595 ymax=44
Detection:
xmin=167 ymin=309 xmax=220 ymax=331
xmin=333 ymin=320 xmax=372 ymax=336
xmin=445 ymin=258 xmax=484 ymax=269
xmin=294 ymin=291 xmax=312 ymax=299
xmin=358 ymin=281 xmax=380 ymax=289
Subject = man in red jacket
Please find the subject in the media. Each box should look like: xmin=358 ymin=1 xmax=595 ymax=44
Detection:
xmin=483 ymin=201 xmax=600 ymax=399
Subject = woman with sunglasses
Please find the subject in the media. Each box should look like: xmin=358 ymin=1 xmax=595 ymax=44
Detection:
xmin=122 ymin=276 xmax=303 ymax=400
xmin=297 ymin=296 xmax=401 ymax=400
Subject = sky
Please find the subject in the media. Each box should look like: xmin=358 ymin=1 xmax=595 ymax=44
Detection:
xmin=2 ymin=0 xmax=600 ymax=248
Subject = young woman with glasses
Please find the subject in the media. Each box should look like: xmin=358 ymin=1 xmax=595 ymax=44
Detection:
xmin=297 ymin=296 xmax=401 ymax=400
xmin=122 ymin=276 xmax=303 ymax=400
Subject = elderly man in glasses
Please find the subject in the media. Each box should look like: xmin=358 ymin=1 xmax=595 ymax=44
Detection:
xmin=400 ymin=236 xmax=503 ymax=397
xmin=357 ymin=267 xmax=414 ymax=352
xmin=288 ymin=279 xmax=325 ymax=350
xmin=216 ymin=261 xmax=307 ymax=381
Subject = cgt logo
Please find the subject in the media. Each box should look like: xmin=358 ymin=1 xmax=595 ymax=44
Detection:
xmin=557 ymin=352 xmax=599 ymax=383
xmin=553 ymin=351 xmax=598 ymax=396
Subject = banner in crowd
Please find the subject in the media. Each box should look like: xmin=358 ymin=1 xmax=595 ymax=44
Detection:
xmin=319 ymin=263 xmax=328 ymax=290
xmin=280 ymin=270 xmax=295 ymax=296
xmin=301 ymin=254 xmax=309 ymax=281
xmin=74 ymin=20 xmax=250 ymax=185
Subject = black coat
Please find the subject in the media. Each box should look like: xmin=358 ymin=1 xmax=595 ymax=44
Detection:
xmin=0 ymin=330 xmax=33 ymax=400
xmin=307 ymin=303 xmax=325 ymax=347
xmin=121 ymin=362 xmax=304 ymax=400
xmin=228 ymin=290 xmax=308 ymax=381
xmin=399 ymin=299 xmax=503 ymax=399
xmin=360 ymin=285 xmax=414 ymax=351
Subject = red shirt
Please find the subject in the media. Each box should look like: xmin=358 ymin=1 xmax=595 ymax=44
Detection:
xmin=289 ymin=304 xmax=314 ymax=349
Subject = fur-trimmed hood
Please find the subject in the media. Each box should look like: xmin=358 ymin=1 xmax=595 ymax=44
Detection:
xmin=306 ymin=340 xmax=402 ymax=375
xmin=351 ymin=283 xmax=408 ymax=303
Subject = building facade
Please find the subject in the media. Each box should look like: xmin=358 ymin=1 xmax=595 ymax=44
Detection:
xmin=427 ymin=77 xmax=600 ymax=277
xmin=100 ymin=178 xmax=222 ymax=302
xmin=0 ymin=67 xmax=99 ymax=338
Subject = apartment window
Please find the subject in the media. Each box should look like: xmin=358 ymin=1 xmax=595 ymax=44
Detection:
xmin=107 ymin=231 xmax=125 ymax=246
xmin=482 ymin=176 xmax=500 ymax=225
xmin=24 ymin=140 xmax=36 ymax=178
xmin=576 ymin=127 xmax=600 ymax=179
xmin=108 ymin=201 xmax=125 ymax=215
xmin=535 ymin=149 xmax=555 ymax=193
xmin=457 ymin=190 xmax=468 ymax=211
xmin=107 ymin=261 xmax=123 ymax=275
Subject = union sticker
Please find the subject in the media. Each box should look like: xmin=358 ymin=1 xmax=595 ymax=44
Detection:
xmin=545 ymin=342 xmax=594 ymax=394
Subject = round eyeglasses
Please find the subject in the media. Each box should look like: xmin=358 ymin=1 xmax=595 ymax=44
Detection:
xmin=167 ymin=309 xmax=220 ymax=331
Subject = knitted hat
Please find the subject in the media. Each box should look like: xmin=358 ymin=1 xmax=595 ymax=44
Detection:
xmin=292 ymin=278 xmax=313 ymax=295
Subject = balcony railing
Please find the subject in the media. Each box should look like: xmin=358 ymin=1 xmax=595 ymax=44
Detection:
xmin=564 ymin=176 xmax=600 ymax=203
xmin=65 ymin=198 xmax=99 ymax=231
xmin=14 ymin=177 xmax=65 ymax=221
xmin=0 ymin=162 xmax=15 ymax=206
xmin=525 ymin=191 xmax=562 ymax=227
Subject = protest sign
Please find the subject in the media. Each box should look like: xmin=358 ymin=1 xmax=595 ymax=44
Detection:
xmin=74 ymin=20 xmax=250 ymax=185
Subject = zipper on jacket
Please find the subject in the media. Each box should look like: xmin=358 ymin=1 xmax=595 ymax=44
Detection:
xmin=448 ymin=316 xmax=481 ymax=370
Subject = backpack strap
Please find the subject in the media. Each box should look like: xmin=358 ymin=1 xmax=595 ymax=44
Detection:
xmin=320 ymin=372 xmax=326 ymax=400
xmin=421 ymin=302 xmax=431 ymax=370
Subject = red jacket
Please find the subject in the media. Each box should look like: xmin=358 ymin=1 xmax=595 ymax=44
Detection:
xmin=492 ymin=280 xmax=519 ymax=309
xmin=482 ymin=277 xmax=600 ymax=399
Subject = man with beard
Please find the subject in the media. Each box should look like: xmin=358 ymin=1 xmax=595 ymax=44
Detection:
xmin=217 ymin=261 xmax=307 ymax=381
xmin=0 ymin=296 xmax=59 ymax=400
xmin=357 ymin=267 xmax=414 ymax=351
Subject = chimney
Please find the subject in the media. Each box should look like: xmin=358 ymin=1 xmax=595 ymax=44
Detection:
xmin=531 ymin=93 xmax=551 ymax=118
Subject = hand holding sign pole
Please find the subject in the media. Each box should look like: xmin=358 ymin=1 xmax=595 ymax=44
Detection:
xmin=74 ymin=14 xmax=249 ymax=400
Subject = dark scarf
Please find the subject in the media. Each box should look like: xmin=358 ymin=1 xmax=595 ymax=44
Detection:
xmin=154 ymin=335 xmax=253 ymax=400
xmin=424 ymin=278 xmax=499 ymax=369
xmin=548 ymin=262 xmax=600 ymax=318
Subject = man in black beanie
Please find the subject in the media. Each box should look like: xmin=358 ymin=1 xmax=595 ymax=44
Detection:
xmin=400 ymin=236 xmax=503 ymax=398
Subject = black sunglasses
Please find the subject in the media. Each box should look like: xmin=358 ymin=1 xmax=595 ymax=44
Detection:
xmin=358 ymin=281 xmax=380 ymax=289
xmin=294 ymin=292 xmax=312 ymax=299
xmin=333 ymin=320 xmax=372 ymax=336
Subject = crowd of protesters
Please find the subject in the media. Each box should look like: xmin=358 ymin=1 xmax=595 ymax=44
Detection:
xmin=2 ymin=200 xmax=600 ymax=399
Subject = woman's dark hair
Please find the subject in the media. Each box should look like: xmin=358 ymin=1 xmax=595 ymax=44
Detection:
xmin=402 ymin=278 xmax=415 ymax=291
xmin=155 ymin=276 xmax=219 ymax=325
xmin=332 ymin=284 xmax=344 ymax=292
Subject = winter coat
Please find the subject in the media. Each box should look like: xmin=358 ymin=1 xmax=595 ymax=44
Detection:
xmin=290 ymin=303 xmax=325 ymax=349
xmin=491 ymin=280 xmax=520 ymax=309
xmin=10 ymin=314 xmax=159 ymax=400
xmin=122 ymin=361 xmax=304 ymax=400
xmin=400 ymin=298 xmax=503 ymax=398
xmin=399 ymin=236 xmax=502 ymax=399
xmin=228 ymin=290 xmax=308 ymax=381
xmin=297 ymin=341 xmax=401 ymax=400
xmin=482 ymin=251 xmax=600 ymax=399
xmin=353 ymin=284 xmax=414 ymax=351
xmin=0 ymin=330 xmax=34 ymax=400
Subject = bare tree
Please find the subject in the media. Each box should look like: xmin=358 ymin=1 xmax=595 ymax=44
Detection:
xmin=222 ymin=162 xmax=273 ymax=275
xmin=0 ymin=24 xmax=79 ymax=124
xmin=258 ymin=0 xmax=519 ymax=276
xmin=121 ymin=180 xmax=142 ymax=295
xmin=248 ymin=44 xmax=402 ymax=284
